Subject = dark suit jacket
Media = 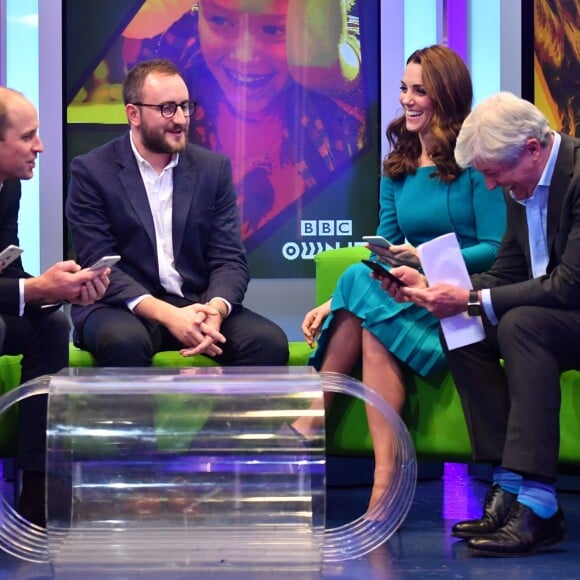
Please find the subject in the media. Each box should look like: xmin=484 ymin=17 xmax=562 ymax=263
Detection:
xmin=0 ymin=179 xmax=30 ymax=316
xmin=66 ymin=133 xmax=250 ymax=331
xmin=472 ymin=133 xmax=580 ymax=316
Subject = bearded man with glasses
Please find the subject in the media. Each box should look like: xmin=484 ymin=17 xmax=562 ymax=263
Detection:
xmin=131 ymin=100 xmax=197 ymax=119
xmin=66 ymin=58 xmax=288 ymax=369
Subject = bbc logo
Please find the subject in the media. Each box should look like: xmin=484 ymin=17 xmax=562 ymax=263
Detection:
xmin=301 ymin=220 xmax=352 ymax=236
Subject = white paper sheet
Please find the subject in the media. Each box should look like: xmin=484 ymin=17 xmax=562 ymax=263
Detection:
xmin=417 ymin=233 xmax=485 ymax=350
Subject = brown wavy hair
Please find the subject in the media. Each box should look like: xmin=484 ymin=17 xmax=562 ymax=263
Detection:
xmin=383 ymin=45 xmax=473 ymax=182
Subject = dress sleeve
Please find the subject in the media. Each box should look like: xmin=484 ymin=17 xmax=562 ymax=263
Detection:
xmin=460 ymin=168 xmax=507 ymax=273
xmin=376 ymin=175 xmax=406 ymax=244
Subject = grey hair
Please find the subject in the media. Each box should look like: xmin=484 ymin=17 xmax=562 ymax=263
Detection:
xmin=455 ymin=92 xmax=552 ymax=168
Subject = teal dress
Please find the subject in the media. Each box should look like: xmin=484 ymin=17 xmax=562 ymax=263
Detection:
xmin=309 ymin=166 xmax=507 ymax=376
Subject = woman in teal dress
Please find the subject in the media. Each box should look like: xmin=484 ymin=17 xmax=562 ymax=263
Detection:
xmin=296 ymin=45 xmax=507 ymax=512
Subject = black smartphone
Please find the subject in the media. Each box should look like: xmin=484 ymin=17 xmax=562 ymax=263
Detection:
xmin=361 ymin=259 xmax=407 ymax=287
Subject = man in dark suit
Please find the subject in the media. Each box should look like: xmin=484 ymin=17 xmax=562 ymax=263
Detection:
xmin=0 ymin=87 xmax=110 ymax=525
xmin=66 ymin=59 xmax=288 ymax=368
xmin=385 ymin=92 xmax=580 ymax=557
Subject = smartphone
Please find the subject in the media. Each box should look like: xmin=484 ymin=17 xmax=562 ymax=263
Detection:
xmin=40 ymin=303 xmax=64 ymax=312
xmin=361 ymin=259 xmax=407 ymax=287
xmin=89 ymin=255 xmax=121 ymax=270
xmin=0 ymin=244 xmax=23 ymax=269
xmin=362 ymin=235 xmax=392 ymax=249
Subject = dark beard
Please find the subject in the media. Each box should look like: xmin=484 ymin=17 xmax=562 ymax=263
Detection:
xmin=141 ymin=125 xmax=187 ymax=154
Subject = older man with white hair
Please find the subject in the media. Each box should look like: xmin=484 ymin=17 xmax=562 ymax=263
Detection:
xmin=385 ymin=92 xmax=580 ymax=557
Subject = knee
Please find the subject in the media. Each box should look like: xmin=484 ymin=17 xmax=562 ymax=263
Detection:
xmin=343 ymin=262 xmax=369 ymax=280
xmin=497 ymin=306 xmax=541 ymax=344
xmin=256 ymin=326 xmax=289 ymax=365
xmin=42 ymin=311 xmax=70 ymax=345
xmin=100 ymin=331 xmax=153 ymax=366
xmin=85 ymin=322 xmax=153 ymax=366
xmin=240 ymin=325 xmax=289 ymax=366
xmin=273 ymin=333 xmax=290 ymax=365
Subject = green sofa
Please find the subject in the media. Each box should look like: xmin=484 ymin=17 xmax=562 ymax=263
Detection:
xmin=0 ymin=355 xmax=22 ymax=457
xmin=1 ymin=245 xmax=579 ymax=467
xmin=315 ymin=246 xmax=580 ymax=465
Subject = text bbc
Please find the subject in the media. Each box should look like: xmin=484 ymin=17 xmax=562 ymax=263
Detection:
xmin=300 ymin=220 xmax=352 ymax=236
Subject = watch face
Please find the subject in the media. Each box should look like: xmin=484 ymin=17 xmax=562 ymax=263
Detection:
xmin=467 ymin=290 xmax=480 ymax=316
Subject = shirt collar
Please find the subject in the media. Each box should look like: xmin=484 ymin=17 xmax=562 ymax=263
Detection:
xmin=538 ymin=131 xmax=561 ymax=188
xmin=129 ymin=131 xmax=179 ymax=171
xmin=510 ymin=131 xmax=561 ymax=206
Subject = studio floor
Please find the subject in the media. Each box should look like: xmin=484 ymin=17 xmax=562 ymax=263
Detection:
xmin=0 ymin=462 xmax=579 ymax=579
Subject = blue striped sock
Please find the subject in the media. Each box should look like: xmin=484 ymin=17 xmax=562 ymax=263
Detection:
xmin=492 ymin=467 xmax=522 ymax=495
xmin=517 ymin=480 xmax=558 ymax=518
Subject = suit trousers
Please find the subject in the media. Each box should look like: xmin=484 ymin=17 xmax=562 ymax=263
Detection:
xmin=0 ymin=310 xmax=70 ymax=472
xmin=78 ymin=298 xmax=289 ymax=368
xmin=443 ymin=305 xmax=580 ymax=481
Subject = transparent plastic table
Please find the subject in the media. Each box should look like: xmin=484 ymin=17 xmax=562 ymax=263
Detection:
xmin=0 ymin=367 xmax=416 ymax=576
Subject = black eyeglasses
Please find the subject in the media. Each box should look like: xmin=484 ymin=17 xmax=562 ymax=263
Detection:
xmin=132 ymin=100 xmax=197 ymax=118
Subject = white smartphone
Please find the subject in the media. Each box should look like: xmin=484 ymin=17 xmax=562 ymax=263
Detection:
xmin=89 ymin=255 xmax=121 ymax=270
xmin=362 ymin=235 xmax=392 ymax=249
xmin=0 ymin=244 xmax=23 ymax=268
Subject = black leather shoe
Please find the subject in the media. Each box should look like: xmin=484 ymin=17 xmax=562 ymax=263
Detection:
xmin=452 ymin=484 xmax=517 ymax=539
xmin=467 ymin=502 xmax=565 ymax=557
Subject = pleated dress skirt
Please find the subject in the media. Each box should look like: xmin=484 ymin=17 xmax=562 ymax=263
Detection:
xmin=308 ymin=262 xmax=447 ymax=376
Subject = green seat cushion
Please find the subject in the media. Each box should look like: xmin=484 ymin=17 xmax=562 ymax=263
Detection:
xmin=315 ymin=246 xmax=370 ymax=305
xmin=558 ymin=370 xmax=580 ymax=464
xmin=0 ymin=355 xmax=21 ymax=457
xmin=69 ymin=342 xmax=311 ymax=368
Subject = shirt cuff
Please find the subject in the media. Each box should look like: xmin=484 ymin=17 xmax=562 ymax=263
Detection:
xmin=208 ymin=297 xmax=232 ymax=318
xmin=481 ymin=288 xmax=499 ymax=325
xmin=126 ymin=294 xmax=151 ymax=311
xmin=18 ymin=279 xmax=25 ymax=316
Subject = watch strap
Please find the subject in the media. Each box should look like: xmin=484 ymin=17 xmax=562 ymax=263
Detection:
xmin=467 ymin=289 xmax=481 ymax=317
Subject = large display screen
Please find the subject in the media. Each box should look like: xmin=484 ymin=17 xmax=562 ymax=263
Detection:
xmin=523 ymin=0 xmax=579 ymax=138
xmin=64 ymin=0 xmax=381 ymax=278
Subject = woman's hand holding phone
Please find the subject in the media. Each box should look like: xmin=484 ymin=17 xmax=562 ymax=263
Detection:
xmin=363 ymin=235 xmax=401 ymax=265
xmin=384 ymin=244 xmax=421 ymax=268
xmin=362 ymin=236 xmax=421 ymax=269
xmin=362 ymin=235 xmax=391 ymax=249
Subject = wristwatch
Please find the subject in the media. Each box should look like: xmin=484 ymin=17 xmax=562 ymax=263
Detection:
xmin=467 ymin=290 xmax=481 ymax=317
